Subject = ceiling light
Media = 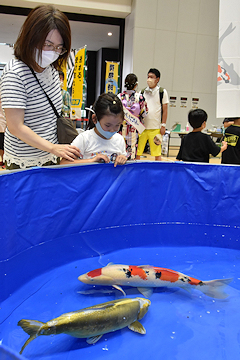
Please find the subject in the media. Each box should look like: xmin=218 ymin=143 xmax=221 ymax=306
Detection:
xmin=108 ymin=32 xmax=112 ymax=36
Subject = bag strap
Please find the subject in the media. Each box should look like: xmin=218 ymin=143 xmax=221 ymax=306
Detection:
xmin=141 ymin=87 xmax=164 ymax=105
xmin=29 ymin=67 xmax=60 ymax=119
xmin=159 ymin=87 xmax=164 ymax=106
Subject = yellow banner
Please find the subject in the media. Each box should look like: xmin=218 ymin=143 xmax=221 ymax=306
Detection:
xmin=62 ymin=67 xmax=67 ymax=91
xmin=71 ymin=47 xmax=86 ymax=118
xmin=60 ymin=64 xmax=67 ymax=91
xmin=105 ymin=61 xmax=119 ymax=94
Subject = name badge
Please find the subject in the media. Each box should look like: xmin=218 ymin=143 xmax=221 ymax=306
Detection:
xmin=123 ymin=106 xmax=145 ymax=134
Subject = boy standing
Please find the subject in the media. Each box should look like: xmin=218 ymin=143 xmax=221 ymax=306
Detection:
xmin=221 ymin=117 xmax=240 ymax=165
xmin=176 ymin=109 xmax=227 ymax=163
xmin=136 ymin=68 xmax=169 ymax=161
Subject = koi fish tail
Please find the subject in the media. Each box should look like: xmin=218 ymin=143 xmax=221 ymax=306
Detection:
xmin=18 ymin=319 xmax=44 ymax=354
xmin=197 ymin=278 xmax=233 ymax=299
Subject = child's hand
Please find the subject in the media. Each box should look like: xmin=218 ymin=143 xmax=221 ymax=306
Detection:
xmin=221 ymin=140 xmax=228 ymax=152
xmin=114 ymin=155 xmax=127 ymax=167
xmin=92 ymin=154 xmax=110 ymax=163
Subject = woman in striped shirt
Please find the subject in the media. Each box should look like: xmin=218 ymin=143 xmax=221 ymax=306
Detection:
xmin=0 ymin=5 xmax=80 ymax=169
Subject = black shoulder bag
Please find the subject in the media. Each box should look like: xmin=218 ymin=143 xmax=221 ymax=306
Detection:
xmin=30 ymin=68 xmax=78 ymax=144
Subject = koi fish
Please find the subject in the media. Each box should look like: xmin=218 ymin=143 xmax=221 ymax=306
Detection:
xmin=78 ymin=263 xmax=232 ymax=299
xmin=18 ymin=297 xmax=150 ymax=355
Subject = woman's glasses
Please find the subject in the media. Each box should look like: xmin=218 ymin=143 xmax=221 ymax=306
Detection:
xmin=43 ymin=42 xmax=67 ymax=56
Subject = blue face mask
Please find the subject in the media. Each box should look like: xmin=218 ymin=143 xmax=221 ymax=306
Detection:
xmin=95 ymin=120 xmax=117 ymax=139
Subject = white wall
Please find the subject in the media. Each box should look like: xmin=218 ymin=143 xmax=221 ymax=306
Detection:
xmin=0 ymin=45 xmax=14 ymax=64
xmin=122 ymin=0 xmax=222 ymax=141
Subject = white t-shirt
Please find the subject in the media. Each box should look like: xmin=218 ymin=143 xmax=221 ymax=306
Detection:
xmin=71 ymin=128 xmax=127 ymax=160
xmin=143 ymin=85 xmax=169 ymax=129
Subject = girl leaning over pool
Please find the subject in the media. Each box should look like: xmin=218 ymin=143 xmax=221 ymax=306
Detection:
xmin=61 ymin=93 xmax=127 ymax=167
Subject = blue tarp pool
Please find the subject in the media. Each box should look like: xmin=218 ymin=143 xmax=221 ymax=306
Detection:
xmin=0 ymin=162 xmax=239 ymax=359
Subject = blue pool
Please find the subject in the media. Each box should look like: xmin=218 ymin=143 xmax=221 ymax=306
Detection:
xmin=0 ymin=162 xmax=240 ymax=359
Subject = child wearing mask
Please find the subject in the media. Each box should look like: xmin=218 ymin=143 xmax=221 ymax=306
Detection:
xmin=60 ymin=93 xmax=127 ymax=167
xmin=136 ymin=68 xmax=169 ymax=161
xmin=118 ymin=73 xmax=147 ymax=159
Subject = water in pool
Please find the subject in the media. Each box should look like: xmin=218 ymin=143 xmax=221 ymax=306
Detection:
xmin=1 ymin=244 xmax=239 ymax=360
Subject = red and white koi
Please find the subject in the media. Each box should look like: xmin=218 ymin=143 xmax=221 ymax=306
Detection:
xmin=78 ymin=264 xmax=232 ymax=299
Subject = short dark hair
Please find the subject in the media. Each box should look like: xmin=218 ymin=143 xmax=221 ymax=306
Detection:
xmin=148 ymin=68 xmax=161 ymax=79
xmin=14 ymin=5 xmax=71 ymax=71
xmin=225 ymin=117 xmax=240 ymax=122
xmin=124 ymin=73 xmax=138 ymax=90
xmin=188 ymin=109 xmax=208 ymax=129
xmin=88 ymin=93 xmax=124 ymax=129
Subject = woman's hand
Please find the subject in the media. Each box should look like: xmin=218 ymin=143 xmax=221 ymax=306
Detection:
xmin=5 ymin=108 xmax=80 ymax=161
xmin=114 ymin=155 xmax=127 ymax=167
xmin=51 ymin=144 xmax=80 ymax=161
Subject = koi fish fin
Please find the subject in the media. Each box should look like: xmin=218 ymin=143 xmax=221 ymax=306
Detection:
xmin=19 ymin=335 xmax=37 ymax=355
xmin=128 ymin=320 xmax=146 ymax=334
xmin=181 ymin=286 xmax=191 ymax=294
xmin=18 ymin=319 xmax=44 ymax=336
xmin=137 ymin=287 xmax=153 ymax=298
xmin=112 ymin=285 xmax=126 ymax=296
xmin=197 ymin=278 xmax=233 ymax=299
xmin=18 ymin=319 xmax=44 ymax=354
xmin=86 ymin=334 xmax=103 ymax=344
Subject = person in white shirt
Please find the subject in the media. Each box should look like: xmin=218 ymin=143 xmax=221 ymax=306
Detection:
xmin=61 ymin=93 xmax=127 ymax=167
xmin=136 ymin=68 xmax=169 ymax=161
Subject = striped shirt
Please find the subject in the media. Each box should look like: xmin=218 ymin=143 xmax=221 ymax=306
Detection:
xmin=0 ymin=59 xmax=62 ymax=168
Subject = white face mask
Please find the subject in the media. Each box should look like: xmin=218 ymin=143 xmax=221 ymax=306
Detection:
xmin=35 ymin=49 xmax=60 ymax=68
xmin=147 ymin=78 xmax=157 ymax=88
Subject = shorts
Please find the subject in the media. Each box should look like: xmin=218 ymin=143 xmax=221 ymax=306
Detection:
xmin=0 ymin=132 xmax=4 ymax=150
xmin=137 ymin=129 xmax=161 ymax=157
